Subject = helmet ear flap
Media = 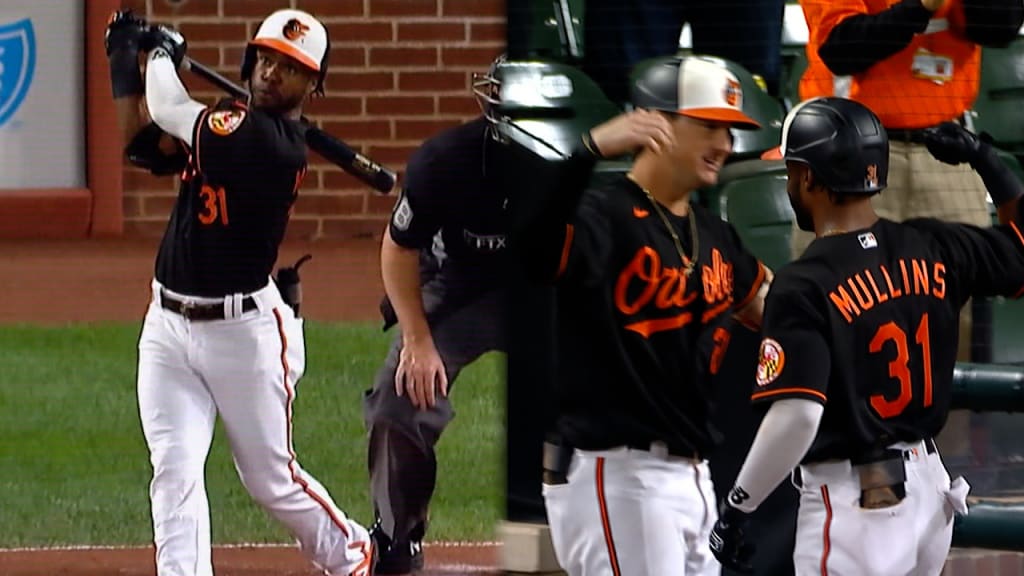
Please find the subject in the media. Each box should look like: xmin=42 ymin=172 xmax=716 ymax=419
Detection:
xmin=240 ymin=45 xmax=257 ymax=83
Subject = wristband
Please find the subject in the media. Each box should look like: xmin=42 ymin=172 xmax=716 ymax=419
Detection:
xmin=109 ymin=48 xmax=144 ymax=98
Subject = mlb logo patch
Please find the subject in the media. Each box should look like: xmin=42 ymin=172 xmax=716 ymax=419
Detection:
xmin=858 ymin=232 xmax=878 ymax=249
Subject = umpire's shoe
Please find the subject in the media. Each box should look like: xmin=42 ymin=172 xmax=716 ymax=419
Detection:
xmin=369 ymin=520 xmax=424 ymax=574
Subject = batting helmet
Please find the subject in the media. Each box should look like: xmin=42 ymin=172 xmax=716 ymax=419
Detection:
xmin=240 ymin=9 xmax=330 ymax=94
xmin=630 ymin=56 xmax=761 ymax=130
xmin=763 ymin=97 xmax=889 ymax=195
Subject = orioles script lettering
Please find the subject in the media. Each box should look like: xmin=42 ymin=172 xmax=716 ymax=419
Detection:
xmin=615 ymin=246 xmax=696 ymax=337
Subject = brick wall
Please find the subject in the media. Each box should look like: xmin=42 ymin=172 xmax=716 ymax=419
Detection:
xmin=943 ymin=550 xmax=1024 ymax=575
xmin=121 ymin=0 xmax=505 ymax=239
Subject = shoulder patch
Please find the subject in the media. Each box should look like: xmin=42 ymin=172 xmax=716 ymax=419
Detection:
xmin=755 ymin=338 xmax=785 ymax=387
xmin=208 ymin=109 xmax=246 ymax=136
xmin=392 ymin=194 xmax=413 ymax=231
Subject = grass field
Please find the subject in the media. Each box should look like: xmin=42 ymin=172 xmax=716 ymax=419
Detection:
xmin=0 ymin=322 xmax=504 ymax=547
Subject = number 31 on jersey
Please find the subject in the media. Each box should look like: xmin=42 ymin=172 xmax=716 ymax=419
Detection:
xmin=198 ymin=184 xmax=229 ymax=226
xmin=869 ymin=313 xmax=933 ymax=419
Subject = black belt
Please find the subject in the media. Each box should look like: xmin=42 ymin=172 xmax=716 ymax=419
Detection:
xmin=886 ymin=127 xmax=932 ymax=143
xmin=160 ymin=290 xmax=257 ymax=321
xmin=625 ymin=440 xmax=700 ymax=461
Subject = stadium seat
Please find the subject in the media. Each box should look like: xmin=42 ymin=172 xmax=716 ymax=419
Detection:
xmin=971 ymin=39 xmax=1024 ymax=157
xmin=491 ymin=58 xmax=621 ymax=161
xmin=718 ymin=159 xmax=795 ymax=270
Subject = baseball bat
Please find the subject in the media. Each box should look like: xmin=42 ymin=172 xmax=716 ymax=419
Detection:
xmin=182 ymin=56 xmax=398 ymax=194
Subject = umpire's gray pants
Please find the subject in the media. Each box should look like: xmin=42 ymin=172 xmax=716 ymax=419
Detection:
xmin=362 ymin=284 xmax=506 ymax=542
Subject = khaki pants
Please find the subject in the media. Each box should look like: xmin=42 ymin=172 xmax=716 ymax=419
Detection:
xmin=790 ymin=140 xmax=992 ymax=457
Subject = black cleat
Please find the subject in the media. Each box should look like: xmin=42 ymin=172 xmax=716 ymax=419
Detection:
xmin=369 ymin=521 xmax=424 ymax=574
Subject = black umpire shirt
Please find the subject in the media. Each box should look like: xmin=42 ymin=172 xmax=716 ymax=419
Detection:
xmin=753 ymin=217 xmax=1024 ymax=463
xmin=155 ymin=98 xmax=307 ymax=297
xmin=525 ymin=152 xmax=767 ymax=457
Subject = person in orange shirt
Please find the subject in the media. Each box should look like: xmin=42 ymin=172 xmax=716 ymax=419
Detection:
xmin=785 ymin=0 xmax=1023 ymax=496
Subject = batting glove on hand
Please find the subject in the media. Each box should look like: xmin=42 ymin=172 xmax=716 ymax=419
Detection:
xmin=105 ymin=10 xmax=148 ymax=56
xmin=144 ymin=25 xmax=188 ymax=69
xmin=709 ymin=498 xmax=756 ymax=574
xmin=922 ymin=122 xmax=991 ymax=167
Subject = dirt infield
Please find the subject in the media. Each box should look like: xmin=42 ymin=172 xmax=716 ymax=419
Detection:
xmin=0 ymin=237 xmax=503 ymax=575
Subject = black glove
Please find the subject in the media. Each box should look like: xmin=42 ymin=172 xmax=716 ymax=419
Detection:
xmin=922 ymin=121 xmax=988 ymax=166
xmin=105 ymin=10 xmax=148 ymax=56
xmin=922 ymin=121 xmax=1023 ymax=205
xmin=274 ymin=254 xmax=313 ymax=317
xmin=709 ymin=493 xmax=756 ymax=574
xmin=145 ymin=25 xmax=188 ymax=68
xmin=105 ymin=10 xmax=149 ymax=98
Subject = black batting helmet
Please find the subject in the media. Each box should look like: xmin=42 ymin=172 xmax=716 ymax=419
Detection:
xmin=240 ymin=9 xmax=330 ymax=95
xmin=763 ymin=97 xmax=888 ymax=195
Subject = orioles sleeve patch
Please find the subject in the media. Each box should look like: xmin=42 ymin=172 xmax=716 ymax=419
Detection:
xmin=208 ymin=109 xmax=246 ymax=136
xmin=755 ymin=338 xmax=785 ymax=387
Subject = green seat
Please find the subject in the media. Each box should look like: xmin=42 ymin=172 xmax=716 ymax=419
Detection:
xmin=719 ymin=160 xmax=795 ymax=270
xmin=972 ymin=40 xmax=1024 ymax=156
xmin=491 ymin=58 xmax=621 ymax=160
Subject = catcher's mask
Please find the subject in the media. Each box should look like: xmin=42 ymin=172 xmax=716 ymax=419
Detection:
xmin=473 ymin=53 xmax=507 ymax=124
xmin=240 ymin=9 xmax=331 ymax=95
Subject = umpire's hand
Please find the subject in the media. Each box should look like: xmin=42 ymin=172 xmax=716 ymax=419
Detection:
xmin=709 ymin=497 xmax=756 ymax=574
xmin=396 ymin=339 xmax=449 ymax=411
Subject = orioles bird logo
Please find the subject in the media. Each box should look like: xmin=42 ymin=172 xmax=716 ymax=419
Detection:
xmin=282 ymin=18 xmax=310 ymax=41
xmin=724 ymin=79 xmax=741 ymax=107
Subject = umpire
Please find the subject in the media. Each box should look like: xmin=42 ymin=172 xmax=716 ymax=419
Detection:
xmin=362 ymin=58 xmax=509 ymax=574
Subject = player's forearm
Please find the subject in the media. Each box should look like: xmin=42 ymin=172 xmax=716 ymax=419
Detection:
xmin=518 ymin=144 xmax=598 ymax=282
xmin=381 ymin=230 xmax=433 ymax=344
xmin=961 ymin=0 xmax=1024 ymax=48
xmin=728 ymin=399 xmax=823 ymax=513
xmin=145 ymin=49 xmax=206 ymax=147
xmin=817 ymin=1 xmax=932 ymax=76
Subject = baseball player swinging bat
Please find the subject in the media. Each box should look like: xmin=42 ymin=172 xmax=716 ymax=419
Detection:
xmin=182 ymin=56 xmax=398 ymax=195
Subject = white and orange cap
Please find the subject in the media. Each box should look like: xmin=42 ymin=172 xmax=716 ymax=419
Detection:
xmin=248 ymin=9 xmax=328 ymax=73
xmin=631 ymin=56 xmax=761 ymax=130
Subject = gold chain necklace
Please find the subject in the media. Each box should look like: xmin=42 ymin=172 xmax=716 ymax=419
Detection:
xmin=626 ymin=173 xmax=699 ymax=277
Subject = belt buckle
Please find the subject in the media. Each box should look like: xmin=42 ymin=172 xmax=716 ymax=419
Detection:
xmin=179 ymin=300 xmax=199 ymax=320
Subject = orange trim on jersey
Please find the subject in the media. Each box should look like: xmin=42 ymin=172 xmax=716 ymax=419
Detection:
xmin=735 ymin=262 xmax=767 ymax=311
xmin=820 ymin=485 xmax=833 ymax=575
xmin=193 ymin=108 xmax=211 ymax=175
xmin=556 ymin=224 xmax=575 ymax=278
xmin=751 ymin=387 xmax=828 ymax=403
xmin=595 ymin=458 xmax=622 ymax=576
xmin=274 ymin=308 xmax=351 ymax=539
xmin=624 ymin=311 xmax=693 ymax=338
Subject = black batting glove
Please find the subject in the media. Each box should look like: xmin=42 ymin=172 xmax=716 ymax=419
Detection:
xmin=145 ymin=25 xmax=188 ymax=69
xmin=105 ymin=10 xmax=149 ymax=98
xmin=105 ymin=10 xmax=148 ymax=56
xmin=709 ymin=495 xmax=756 ymax=574
xmin=922 ymin=121 xmax=988 ymax=167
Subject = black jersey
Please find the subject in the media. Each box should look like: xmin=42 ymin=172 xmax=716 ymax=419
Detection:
xmin=528 ymin=161 xmax=766 ymax=456
xmin=155 ymin=98 xmax=307 ymax=296
xmin=753 ymin=217 xmax=1024 ymax=463
xmin=388 ymin=116 xmax=507 ymax=283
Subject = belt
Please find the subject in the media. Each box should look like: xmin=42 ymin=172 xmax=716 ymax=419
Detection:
xmin=887 ymin=115 xmax=966 ymax=144
xmin=160 ymin=290 xmax=257 ymax=321
xmin=626 ymin=440 xmax=700 ymax=461
xmin=885 ymin=127 xmax=931 ymax=144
